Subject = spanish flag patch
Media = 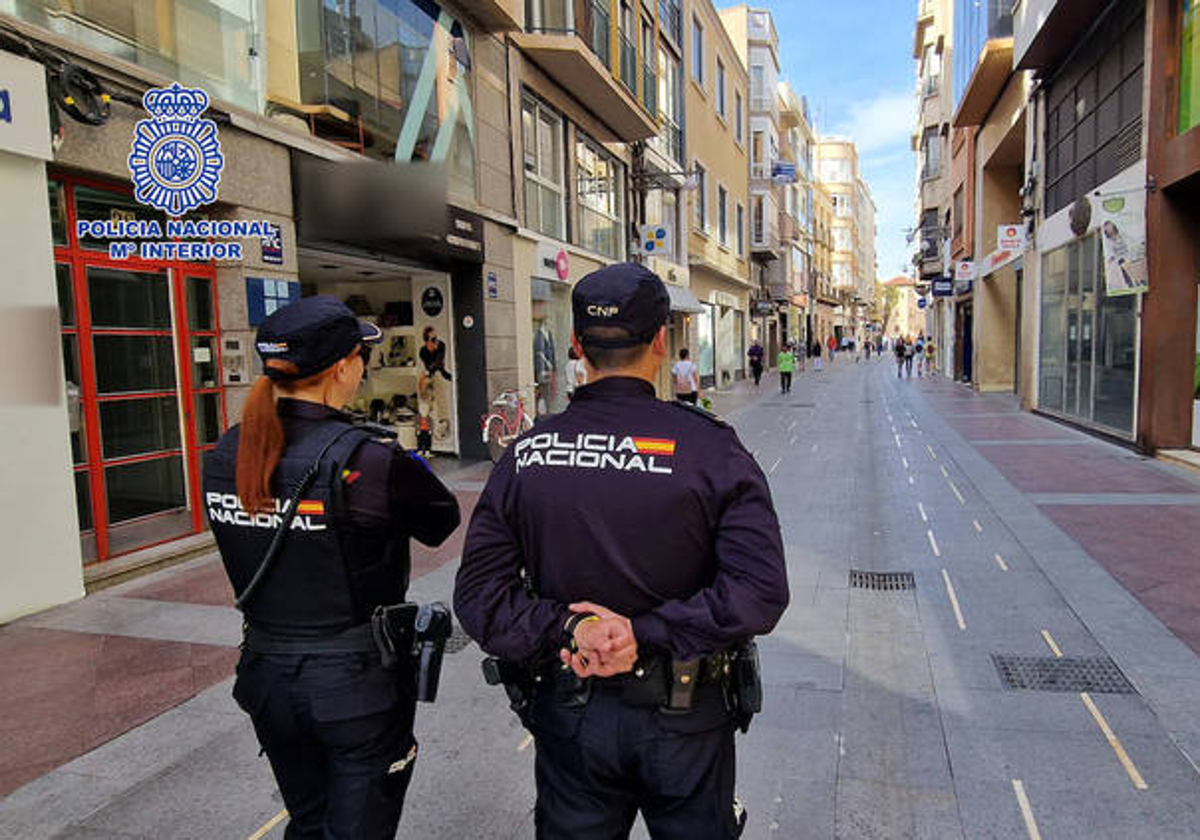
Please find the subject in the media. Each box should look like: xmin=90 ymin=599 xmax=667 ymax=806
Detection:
xmin=632 ymin=437 xmax=677 ymax=456
xmin=296 ymin=500 xmax=325 ymax=516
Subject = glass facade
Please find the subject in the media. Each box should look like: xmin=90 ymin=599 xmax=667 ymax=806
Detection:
xmin=952 ymin=0 xmax=1012 ymax=110
xmin=296 ymin=0 xmax=476 ymax=198
xmin=3 ymin=0 xmax=262 ymax=112
xmin=1039 ymin=235 xmax=1137 ymax=436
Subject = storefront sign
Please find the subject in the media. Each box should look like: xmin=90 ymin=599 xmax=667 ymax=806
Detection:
xmin=537 ymin=243 xmax=570 ymax=282
xmin=421 ymin=286 xmax=445 ymax=317
xmin=917 ymin=297 xmax=928 ymax=309
xmin=0 ymin=52 xmax=51 ymax=161
xmin=954 ymin=260 xmax=976 ymax=281
xmin=980 ymin=248 xmax=1019 ymax=277
xmin=932 ymin=278 xmax=954 ymax=297
xmin=487 ymin=271 xmax=499 ymax=299
xmin=1095 ymin=189 xmax=1148 ymax=296
xmin=261 ymin=224 xmax=284 ymax=265
xmin=637 ymin=223 xmax=672 ymax=256
xmin=444 ymin=207 xmax=484 ymax=261
xmin=755 ymin=301 xmax=775 ymax=315
xmin=771 ymin=161 xmax=797 ymax=183
xmin=997 ymin=224 xmax=1027 ymax=251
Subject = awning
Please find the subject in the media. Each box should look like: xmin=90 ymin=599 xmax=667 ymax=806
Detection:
xmin=666 ymin=283 xmax=705 ymax=314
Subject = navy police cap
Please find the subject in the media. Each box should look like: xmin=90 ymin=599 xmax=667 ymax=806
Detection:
xmin=255 ymin=295 xmax=382 ymax=381
xmin=572 ymin=262 xmax=669 ymax=349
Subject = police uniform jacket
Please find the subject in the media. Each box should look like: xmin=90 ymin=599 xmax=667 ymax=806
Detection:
xmin=454 ymin=377 xmax=789 ymax=663
xmin=204 ymin=399 xmax=460 ymax=635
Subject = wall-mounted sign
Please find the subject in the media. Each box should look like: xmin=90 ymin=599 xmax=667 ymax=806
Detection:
xmin=462 ymin=315 xmax=474 ymax=329
xmin=536 ymin=242 xmax=570 ymax=282
xmin=245 ymin=276 xmax=300 ymax=326
xmin=917 ymin=297 xmax=928 ymax=309
xmin=997 ymin=224 xmax=1026 ymax=252
xmin=954 ymin=260 xmax=976 ymax=282
xmin=487 ymin=271 xmax=499 ymax=299
xmin=421 ymin=286 xmax=445 ymax=317
xmin=261 ymin=224 xmax=284 ymax=265
xmin=771 ymin=161 xmax=797 ymax=183
xmin=637 ymin=223 xmax=672 ymax=256
xmin=1095 ymin=189 xmax=1149 ymax=296
xmin=932 ymin=278 xmax=955 ymax=297
xmin=0 ymin=52 xmax=51 ymax=161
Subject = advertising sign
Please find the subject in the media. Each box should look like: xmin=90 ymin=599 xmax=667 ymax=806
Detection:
xmin=637 ymin=223 xmax=672 ymax=256
xmin=954 ymin=260 xmax=976 ymax=282
xmin=997 ymin=224 xmax=1027 ymax=251
xmin=1094 ymin=189 xmax=1149 ymax=296
xmin=932 ymin=278 xmax=954 ymax=297
xmin=0 ymin=52 xmax=51 ymax=161
xmin=771 ymin=161 xmax=797 ymax=183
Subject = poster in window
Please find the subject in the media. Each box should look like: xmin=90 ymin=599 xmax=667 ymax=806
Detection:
xmin=1095 ymin=189 xmax=1148 ymax=297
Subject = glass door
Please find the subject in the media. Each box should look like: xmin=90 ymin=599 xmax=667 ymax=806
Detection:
xmin=87 ymin=265 xmax=191 ymax=557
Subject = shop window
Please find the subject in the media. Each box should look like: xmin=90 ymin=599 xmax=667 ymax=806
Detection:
xmin=697 ymin=302 xmax=715 ymax=386
xmin=295 ymin=0 xmax=477 ymax=198
xmin=575 ymin=132 xmax=624 ymax=258
xmin=522 ymin=94 xmax=565 ymax=240
xmin=531 ymin=278 xmax=573 ymax=415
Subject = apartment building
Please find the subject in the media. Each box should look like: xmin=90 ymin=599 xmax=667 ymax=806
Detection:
xmin=812 ymin=181 xmax=839 ymax=345
xmin=816 ymin=136 xmax=872 ymax=343
xmin=913 ymin=0 xmax=956 ymax=373
xmin=685 ymin=0 xmax=752 ymax=388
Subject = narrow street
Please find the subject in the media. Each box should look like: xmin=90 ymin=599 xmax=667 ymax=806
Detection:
xmin=4 ymin=358 xmax=1200 ymax=839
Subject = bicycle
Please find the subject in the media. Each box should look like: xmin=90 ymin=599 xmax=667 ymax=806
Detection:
xmin=481 ymin=390 xmax=534 ymax=462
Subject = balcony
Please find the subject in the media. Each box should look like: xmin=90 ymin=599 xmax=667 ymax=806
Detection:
xmin=650 ymin=119 xmax=683 ymax=166
xmin=1014 ymin=0 xmax=1107 ymax=71
xmin=643 ymin=62 xmax=658 ymax=119
xmin=764 ymin=259 xmax=790 ymax=301
xmin=779 ymin=212 xmax=798 ymax=243
xmin=952 ymin=38 xmax=1014 ymax=128
xmin=515 ymin=1 xmax=658 ymax=141
xmin=752 ymin=192 xmax=780 ymax=259
xmin=459 ymin=0 xmax=523 ymax=31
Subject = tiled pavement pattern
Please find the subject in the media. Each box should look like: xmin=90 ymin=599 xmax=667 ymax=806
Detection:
xmin=3 ymin=360 xmax=1200 ymax=838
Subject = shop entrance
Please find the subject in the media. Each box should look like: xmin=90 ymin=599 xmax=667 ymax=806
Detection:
xmin=299 ymin=252 xmax=460 ymax=455
xmin=51 ymin=174 xmax=223 ymax=563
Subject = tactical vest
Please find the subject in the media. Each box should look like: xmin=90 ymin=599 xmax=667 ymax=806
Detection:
xmin=203 ymin=420 xmax=403 ymax=636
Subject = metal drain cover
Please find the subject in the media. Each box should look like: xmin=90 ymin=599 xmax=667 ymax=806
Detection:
xmin=849 ymin=570 xmax=916 ymax=591
xmin=991 ymin=655 xmax=1135 ymax=693
xmin=445 ymin=626 xmax=474 ymax=655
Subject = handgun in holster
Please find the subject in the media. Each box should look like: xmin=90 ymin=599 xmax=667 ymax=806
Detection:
xmin=481 ymin=656 xmax=534 ymax=713
xmin=726 ymin=641 xmax=763 ymax=733
xmin=371 ymin=602 xmax=453 ymax=703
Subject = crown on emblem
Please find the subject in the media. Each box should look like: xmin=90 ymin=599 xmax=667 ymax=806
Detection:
xmin=142 ymin=83 xmax=209 ymax=121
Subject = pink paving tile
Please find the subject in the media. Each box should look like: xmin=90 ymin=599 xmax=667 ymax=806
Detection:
xmin=944 ymin=415 xmax=1078 ymax=441
xmin=978 ymin=445 xmax=1200 ymax=494
xmin=0 ymin=626 xmax=237 ymax=797
xmin=1038 ymin=505 xmax=1200 ymax=657
xmin=125 ymin=560 xmax=234 ymax=606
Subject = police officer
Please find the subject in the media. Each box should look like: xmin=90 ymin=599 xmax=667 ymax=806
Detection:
xmin=454 ymin=263 xmax=789 ymax=839
xmin=203 ymin=295 xmax=460 ymax=839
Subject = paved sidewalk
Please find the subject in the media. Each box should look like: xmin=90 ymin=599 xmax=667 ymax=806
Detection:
xmin=909 ymin=377 xmax=1200 ymax=657
xmin=0 ymin=468 xmax=485 ymax=800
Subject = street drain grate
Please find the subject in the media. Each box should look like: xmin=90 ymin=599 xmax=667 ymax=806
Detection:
xmin=991 ymin=655 xmax=1136 ymax=694
xmin=849 ymin=570 xmax=916 ymax=591
xmin=446 ymin=626 xmax=474 ymax=655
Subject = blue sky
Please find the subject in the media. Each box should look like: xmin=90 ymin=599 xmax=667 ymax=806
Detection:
xmin=767 ymin=0 xmax=917 ymax=281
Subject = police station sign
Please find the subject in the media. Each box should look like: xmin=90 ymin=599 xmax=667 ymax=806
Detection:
xmin=73 ymin=83 xmax=280 ymax=262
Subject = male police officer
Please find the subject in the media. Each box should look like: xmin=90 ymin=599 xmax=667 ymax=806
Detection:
xmin=454 ymin=263 xmax=789 ymax=839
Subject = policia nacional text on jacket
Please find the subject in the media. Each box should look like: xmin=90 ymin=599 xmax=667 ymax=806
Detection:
xmin=455 ymin=263 xmax=790 ymax=839
xmin=203 ymin=296 xmax=460 ymax=839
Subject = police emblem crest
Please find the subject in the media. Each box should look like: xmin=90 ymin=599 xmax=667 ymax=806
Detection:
xmin=128 ymin=83 xmax=223 ymax=215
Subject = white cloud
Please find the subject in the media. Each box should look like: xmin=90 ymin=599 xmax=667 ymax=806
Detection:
xmin=829 ymin=89 xmax=914 ymax=156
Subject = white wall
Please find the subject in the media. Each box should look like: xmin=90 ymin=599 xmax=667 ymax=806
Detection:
xmin=0 ymin=143 xmax=86 ymax=620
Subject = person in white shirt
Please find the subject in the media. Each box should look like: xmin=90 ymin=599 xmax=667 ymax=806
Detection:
xmin=565 ymin=345 xmax=587 ymax=400
xmin=671 ymin=347 xmax=700 ymax=404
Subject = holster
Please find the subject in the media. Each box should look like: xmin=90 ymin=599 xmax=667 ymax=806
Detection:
xmin=725 ymin=641 xmax=763 ymax=733
xmin=371 ymin=602 xmax=453 ymax=703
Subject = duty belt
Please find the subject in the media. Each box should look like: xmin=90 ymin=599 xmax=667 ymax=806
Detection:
xmin=242 ymin=622 xmax=377 ymax=655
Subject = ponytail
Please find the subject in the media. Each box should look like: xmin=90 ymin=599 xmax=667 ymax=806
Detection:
xmin=234 ymin=347 xmax=362 ymax=513
xmin=236 ymin=374 xmax=286 ymax=513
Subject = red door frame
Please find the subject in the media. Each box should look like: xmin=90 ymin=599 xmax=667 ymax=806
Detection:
xmin=53 ymin=170 xmax=226 ymax=563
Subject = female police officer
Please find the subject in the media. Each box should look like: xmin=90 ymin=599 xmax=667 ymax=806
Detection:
xmin=203 ymin=295 xmax=460 ymax=838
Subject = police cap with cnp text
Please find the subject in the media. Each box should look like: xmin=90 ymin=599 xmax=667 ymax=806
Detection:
xmin=572 ymin=262 xmax=670 ymax=348
xmin=255 ymin=295 xmax=383 ymax=380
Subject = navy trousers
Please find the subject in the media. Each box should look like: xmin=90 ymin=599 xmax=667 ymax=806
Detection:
xmin=233 ymin=651 xmax=418 ymax=839
xmin=528 ymin=683 xmax=742 ymax=840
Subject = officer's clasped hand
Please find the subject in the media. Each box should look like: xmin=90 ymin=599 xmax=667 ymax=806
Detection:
xmin=560 ymin=601 xmax=638 ymax=678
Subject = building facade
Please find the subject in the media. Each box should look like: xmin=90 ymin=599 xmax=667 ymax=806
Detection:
xmin=0 ymin=0 xmax=522 ymax=619
xmin=685 ymin=0 xmax=752 ymax=388
xmin=816 ymin=136 xmax=873 ymax=344
xmin=913 ymin=0 xmax=956 ymax=373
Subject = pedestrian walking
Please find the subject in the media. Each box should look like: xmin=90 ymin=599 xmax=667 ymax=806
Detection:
xmin=827 ymin=334 xmax=837 ymax=363
xmin=925 ymin=337 xmax=937 ymax=377
xmin=894 ymin=336 xmax=907 ymax=379
xmin=671 ymin=347 xmax=700 ymax=404
xmin=865 ymin=341 xmax=872 ymax=361
xmin=914 ymin=334 xmax=925 ymax=379
xmin=778 ymin=342 xmax=795 ymax=393
xmin=455 ymin=262 xmax=789 ymax=840
xmin=812 ymin=339 xmax=823 ymax=372
xmin=565 ymin=346 xmax=587 ymax=400
xmin=203 ymin=296 xmax=461 ymax=838
xmin=747 ymin=339 xmax=765 ymax=386
xmin=904 ymin=336 xmax=916 ymax=378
